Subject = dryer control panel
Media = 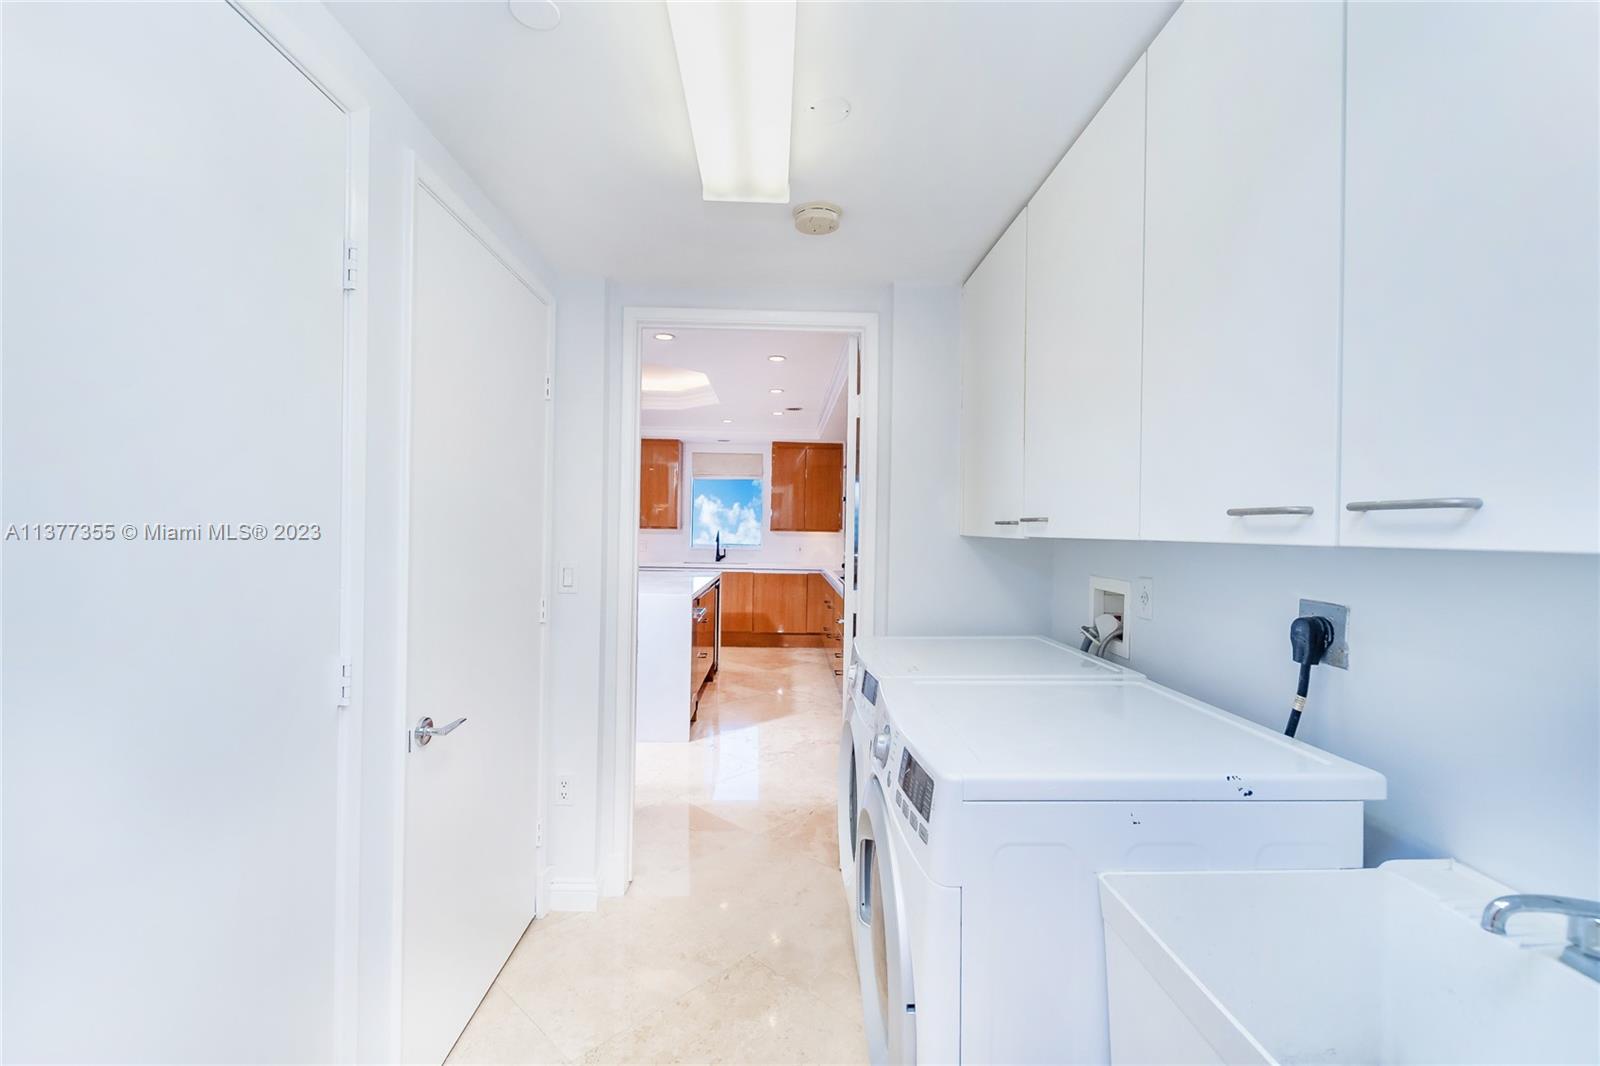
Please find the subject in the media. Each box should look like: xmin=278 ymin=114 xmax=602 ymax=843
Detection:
xmin=894 ymin=747 xmax=936 ymax=844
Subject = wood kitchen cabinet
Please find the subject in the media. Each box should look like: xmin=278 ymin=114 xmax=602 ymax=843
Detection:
xmin=805 ymin=573 xmax=838 ymax=634
xmin=1338 ymin=1 xmax=1598 ymax=553
xmin=1139 ymin=1 xmax=1343 ymax=546
xmin=691 ymin=583 xmax=718 ymax=718
xmin=751 ymin=572 xmax=808 ymax=634
xmin=639 ymin=438 xmax=681 ymax=530
xmin=1023 ymin=55 xmax=1145 ymax=541
xmin=719 ymin=571 xmax=754 ymax=633
xmin=802 ymin=445 xmax=844 ymax=531
xmin=770 ymin=442 xmax=844 ymax=532
xmin=960 ymin=208 xmax=1027 ymax=539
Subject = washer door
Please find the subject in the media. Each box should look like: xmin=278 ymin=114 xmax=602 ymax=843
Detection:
xmin=836 ymin=720 xmax=859 ymax=881
xmin=854 ymin=778 xmax=916 ymax=1065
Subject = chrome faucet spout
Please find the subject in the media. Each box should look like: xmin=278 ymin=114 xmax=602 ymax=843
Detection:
xmin=1482 ymin=894 xmax=1600 ymax=982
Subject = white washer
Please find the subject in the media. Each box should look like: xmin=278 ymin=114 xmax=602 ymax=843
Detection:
xmin=852 ymin=676 xmax=1386 ymax=1065
xmin=837 ymin=638 xmax=1140 ymax=894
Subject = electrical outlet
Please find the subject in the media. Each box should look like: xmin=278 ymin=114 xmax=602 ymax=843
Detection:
xmin=1298 ymin=599 xmax=1350 ymax=669
xmin=1135 ymin=577 xmax=1154 ymax=621
xmin=556 ymin=775 xmax=573 ymax=805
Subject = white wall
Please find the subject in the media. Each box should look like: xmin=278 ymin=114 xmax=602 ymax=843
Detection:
xmin=885 ymin=284 xmax=1056 ymax=635
xmin=1050 ymin=539 xmax=1600 ymax=898
xmin=637 ymin=438 xmax=845 ymax=571
xmin=545 ymin=276 xmax=608 ymax=905
xmin=235 ymin=5 xmax=565 ymax=1060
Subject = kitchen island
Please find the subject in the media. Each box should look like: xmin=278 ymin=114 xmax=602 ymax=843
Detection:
xmin=636 ymin=570 xmax=721 ymax=742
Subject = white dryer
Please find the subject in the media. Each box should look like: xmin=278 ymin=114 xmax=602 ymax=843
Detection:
xmin=837 ymin=638 xmax=1140 ymax=894
xmin=852 ymin=676 xmax=1386 ymax=1065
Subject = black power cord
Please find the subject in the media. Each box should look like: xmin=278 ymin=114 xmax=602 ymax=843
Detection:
xmin=1284 ymin=615 xmax=1336 ymax=738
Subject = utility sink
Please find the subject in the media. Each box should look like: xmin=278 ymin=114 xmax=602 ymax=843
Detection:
xmin=1099 ymin=860 xmax=1600 ymax=1065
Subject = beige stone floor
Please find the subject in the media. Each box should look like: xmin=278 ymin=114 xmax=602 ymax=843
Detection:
xmin=447 ymin=647 xmax=868 ymax=1065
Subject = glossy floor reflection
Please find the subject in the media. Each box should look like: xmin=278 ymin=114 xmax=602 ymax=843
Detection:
xmin=448 ymin=647 xmax=867 ymax=1065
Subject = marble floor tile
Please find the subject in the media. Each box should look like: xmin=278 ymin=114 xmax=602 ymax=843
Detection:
xmin=466 ymin=646 xmax=866 ymax=1065
xmin=446 ymin=987 xmax=567 ymax=1065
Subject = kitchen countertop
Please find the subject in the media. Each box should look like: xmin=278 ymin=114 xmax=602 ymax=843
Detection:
xmin=640 ymin=565 xmax=844 ymax=596
xmin=637 ymin=570 xmax=721 ymax=598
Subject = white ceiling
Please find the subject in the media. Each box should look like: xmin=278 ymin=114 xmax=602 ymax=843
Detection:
xmin=327 ymin=1 xmax=1177 ymax=287
xmin=639 ymin=328 xmax=849 ymax=443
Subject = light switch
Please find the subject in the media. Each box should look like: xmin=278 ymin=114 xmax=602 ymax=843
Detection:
xmin=559 ymin=564 xmax=576 ymax=593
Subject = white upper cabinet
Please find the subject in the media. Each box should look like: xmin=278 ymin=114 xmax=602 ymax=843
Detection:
xmin=1340 ymin=1 xmax=1599 ymax=553
xmin=960 ymin=209 xmax=1028 ymax=538
xmin=1023 ymin=56 xmax=1147 ymax=540
xmin=1140 ymin=1 xmax=1345 ymax=545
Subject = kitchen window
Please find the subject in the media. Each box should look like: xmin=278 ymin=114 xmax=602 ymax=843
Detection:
xmin=690 ymin=451 xmax=764 ymax=548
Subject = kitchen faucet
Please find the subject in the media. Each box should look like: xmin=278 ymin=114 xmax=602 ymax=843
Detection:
xmin=714 ymin=530 xmax=727 ymax=563
xmin=1481 ymin=894 xmax=1600 ymax=981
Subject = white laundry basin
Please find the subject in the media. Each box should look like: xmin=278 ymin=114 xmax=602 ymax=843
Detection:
xmin=1100 ymin=860 xmax=1600 ymax=1065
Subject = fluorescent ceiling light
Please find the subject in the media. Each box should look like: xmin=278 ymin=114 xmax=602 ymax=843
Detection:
xmin=667 ymin=1 xmax=797 ymax=204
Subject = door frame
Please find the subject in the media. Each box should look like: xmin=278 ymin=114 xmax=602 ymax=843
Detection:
xmin=219 ymin=4 xmax=373 ymax=1060
xmin=390 ymin=153 xmax=558 ymax=1057
xmin=603 ymin=306 xmax=884 ymax=897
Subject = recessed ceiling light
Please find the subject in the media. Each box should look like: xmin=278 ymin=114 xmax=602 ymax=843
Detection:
xmin=767 ymin=355 xmax=786 ymax=363
xmin=721 ymin=418 xmax=733 ymax=424
xmin=508 ymin=0 xmax=561 ymax=32
xmin=785 ymin=406 xmax=802 ymax=412
xmin=772 ymin=410 xmax=783 ymax=416
xmin=769 ymin=387 xmax=784 ymax=395
xmin=653 ymin=332 xmax=675 ymax=341
xmin=717 ymin=439 xmax=731 ymax=443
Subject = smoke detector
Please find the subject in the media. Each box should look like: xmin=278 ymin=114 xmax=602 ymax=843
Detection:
xmin=793 ymin=202 xmax=842 ymax=236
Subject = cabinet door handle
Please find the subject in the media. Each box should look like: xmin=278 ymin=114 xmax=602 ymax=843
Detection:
xmin=1345 ymin=497 xmax=1483 ymax=512
xmin=1019 ymin=516 xmax=1049 ymax=523
xmin=993 ymin=520 xmax=1020 ymax=527
xmin=1226 ymin=505 xmax=1315 ymax=517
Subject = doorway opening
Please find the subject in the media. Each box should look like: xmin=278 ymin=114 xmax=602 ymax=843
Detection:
xmin=608 ymin=308 xmax=882 ymax=898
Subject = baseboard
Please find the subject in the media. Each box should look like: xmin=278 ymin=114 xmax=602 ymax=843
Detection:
xmin=544 ymin=876 xmax=599 ymax=912
xmin=600 ymin=849 xmax=629 ymax=898
xmin=722 ymin=632 xmax=825 ymax=648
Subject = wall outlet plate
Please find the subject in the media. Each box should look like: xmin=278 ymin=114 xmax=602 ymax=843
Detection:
xmin=1299 ymin=598 xmax=1349 ymax=669
xmin=1135 ymin=577 xmax=1154 ymax=621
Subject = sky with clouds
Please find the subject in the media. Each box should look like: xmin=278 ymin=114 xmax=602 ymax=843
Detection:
xmin=692 ymin=478 xmax=762 ymax=547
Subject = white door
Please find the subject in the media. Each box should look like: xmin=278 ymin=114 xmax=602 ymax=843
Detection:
xmin=3 ymin=3 xmax=348 ymax=1061
xmin=402 ymin=184 xmax=550 ymax=1064
xmin=1340 ymin=1 xmax=1599 ymax=553
xmin=960 ymin=210 xmax=1027 ymax=538
xmin=853 ymin=777 xmax=916 ymax=1065
xmin=1140 ymin=1 xmax=1344 ymax=545
xmin=1023 ymin=56 xmax=1146 ymax=540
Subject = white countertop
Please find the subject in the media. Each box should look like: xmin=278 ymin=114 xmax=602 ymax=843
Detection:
xmin=641 ymin=565 xmax=844 ymax=596
xmin=637 ymin=570 xmax=721 ymax=598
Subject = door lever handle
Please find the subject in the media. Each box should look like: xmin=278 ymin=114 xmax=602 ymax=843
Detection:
xmin=410 ymin=715 xmax=467 ymax=750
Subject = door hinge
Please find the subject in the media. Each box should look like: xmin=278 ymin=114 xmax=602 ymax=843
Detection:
xmin=342 ymin=241 xmax=361 ymax=292
xmin=336 ymin=657 xmax=354 ymax=707
xmin=535 ymin=820 xmax=544 ymax=848
xmin=544 ymin=375 xmax=553 ymax=401
xmin=539 ymin=598 xmax=548 ymax=624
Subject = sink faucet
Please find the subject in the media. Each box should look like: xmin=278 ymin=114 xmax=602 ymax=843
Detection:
xmin=1481 ymin=894 xmax=1600 ymax=981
